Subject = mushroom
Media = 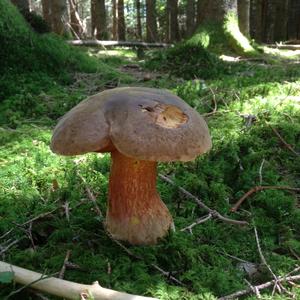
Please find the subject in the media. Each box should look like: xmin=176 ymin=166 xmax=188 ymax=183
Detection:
xmin=51 ymin=87 xmax=211 ymax=245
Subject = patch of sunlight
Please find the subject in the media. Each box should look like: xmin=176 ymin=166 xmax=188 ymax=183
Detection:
xmin=219 ymin=55 xmax=239 ymax=62
xmin=90 ymin=48 xmax=137 ymax=58
xmin=262 ymin=46 xmax=300 ymax=60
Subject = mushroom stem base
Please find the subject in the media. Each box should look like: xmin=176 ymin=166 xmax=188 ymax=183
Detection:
xmin=106 ymin=150 xmax=172 ymax=245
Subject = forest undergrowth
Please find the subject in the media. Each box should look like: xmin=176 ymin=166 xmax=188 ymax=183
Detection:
xmin=1 ymin=3 xmax=300 ymax=298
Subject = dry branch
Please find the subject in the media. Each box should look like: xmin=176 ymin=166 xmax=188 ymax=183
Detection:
xmin=77 ymin=172 xmax=103 ymax=218
xmin=59 ymin=250 xmax=72 ymax=279
xmin=180 ymin=214 xmax=212 ymax=233
xmin=159 ymin=174 xmax=248 ymax=226
xmin=231 ymin=185 xmax=300 ymax=212
xmin=270 ymin=125 xmax=299 ymax=157
xmin=218 ymin=274 xmax=300 ymax=300
xmin=0 ymin=261 xmax=157 ymax=300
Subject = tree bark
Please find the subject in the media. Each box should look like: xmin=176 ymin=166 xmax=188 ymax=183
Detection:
xmin=146 ymin=0 xmax=158 ymax=42
xmin=195 ymin=0 xmax=254 ymax=55
xmin=51 ymin=0 xmax=69 ymax=35
xmin=117 ymin=0 xmax=126 ymax=40
xmin=11 ymin=0 xmax=29 ymax=13
xmin=263 ymin=0 xmax=276 ymax=43
xmin=68 ymin=0 xmax=84 ymax=38
xmin=112 ymin=0 xmax=117 ymax=39
xmin=196 ymin=0 xmax=209 ymax=26
xmin=167 ymin=0 xmax=179 ymax=41
xmin=186 ymin=0 xmax=195 ymax=37
xmin=199 ymin=0 xmax=237 ymax=24
xmin=136 ymin=0 xmax=142 ymax=40
xmin=237 ymin=0 xmax=250 ymax=37
xmin=250 ymin=0 xmax=263 ymax=42
xmin=41 ymin=0 xmax=52 ymax=27
xmin=91 ymin=0 xmax=107 ymax=39
xmin=274 ymin=0 xmax=289 ymax=42
xmin=287 ymin=0 xmax=300 ymax=40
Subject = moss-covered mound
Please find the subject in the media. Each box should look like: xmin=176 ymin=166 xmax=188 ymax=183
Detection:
xmin=146 ymin=41 xmax=226 ymax=80
xmin=0 ymin=0 xmax=121 ymax=125
xmin=0 ymin=0 xmax=95 ymax=76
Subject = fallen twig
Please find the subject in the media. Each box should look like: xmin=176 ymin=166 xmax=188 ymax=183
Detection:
xmin=258 ymin=159 xmax=265 ymax=185
xmin=244 ymin=278 xmax=261 ymax=298
xmin=59 ymin=250 xmax=72 ymax=279
xmin=253 ymin=226 xmax=283 ymax=295
xmin=159 ymin=174 xmax=248 ymax=226
xmin=218 ymin=274 xmax=300 ymax=300
xmin=231 ymin=185 xmax=300 ymax=212
xmin=77 ymin=172 xmax=103 ymax=218
xmin=21 ymin=209 xmax=58 ymax=226
xmin=0 ymin=239 xmax=23 ymax=256
xmin=111 ymin=238 xmax=184 ymax=286
xmin=203 ymin=87 xmax=217 ymax=116
xmin=270 ymin=125 xmax=299 ymax=157
xmin=0 ymin=261 xmax=157 ymax=300
xmin=180 ymin=214 xmax=212 ymax=233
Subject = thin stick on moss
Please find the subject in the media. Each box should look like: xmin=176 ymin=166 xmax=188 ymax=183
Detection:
xmin=0 ymin=238 xmax=23 ymax=256
xmin=180 ymin=213 xmax=212 ymax=233
xmin=203 ymin=87 xmax=218 ymax=116
xmin=77 ymin=172 xmax=103 ymax=218
xmin=231 ymin=185 xmax=300 ymax=212
xmin=159 ymin=174 xmax=248 ymax=226
xmin=253 ymin=226 xmax=282 ymax=295
xmin=0 ymin=261 xmax=157 ymax=300
xmin=270 ymin=125 xmax=299 ymax=157
xmin=59 ymin=250 xmax=71 ymax=279
xmin=218 ymin=266 xmax=300 ymax=300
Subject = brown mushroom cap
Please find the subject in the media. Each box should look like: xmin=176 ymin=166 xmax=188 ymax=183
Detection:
xmin=51 ymin=87 xmax=212 ymax=161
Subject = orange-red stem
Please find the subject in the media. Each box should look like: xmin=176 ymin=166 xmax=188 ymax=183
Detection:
xmin=106 ymin=150 xmax=172 ymax=245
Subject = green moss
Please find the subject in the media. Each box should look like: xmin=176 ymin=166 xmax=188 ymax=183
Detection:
xmin=0 ymin=8 xmax=300 ymax=298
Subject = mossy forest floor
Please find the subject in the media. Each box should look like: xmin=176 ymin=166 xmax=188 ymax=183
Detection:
xmin=1 ymin=44 xmax=300 ymax=300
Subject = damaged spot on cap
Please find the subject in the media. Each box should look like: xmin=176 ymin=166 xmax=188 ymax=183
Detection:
xmin=140 ymin=103 xmax=188 ymax=128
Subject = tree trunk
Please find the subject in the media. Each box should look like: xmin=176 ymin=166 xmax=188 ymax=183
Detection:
xmin=167 ymin=0 xmax=179 ymax=41
xmin=136 ymin=0 xmax=142 ymax=40
xmin=237 ymin=0 xmax=250 ymax=37
xmin=68 ymin=0 xmax=84 ymax=38
xmin=112 ymin=0 xmax=117 ymax=39
xmin=41 ymin=0 xmax=52 ymax=27
xmin=91 ymin=0 xmax=107 ymax=39
xmin=51 ymin=0 xmax=69 ymax=35
xmin=263 ymin=0 xmax=276 ymax=43
xmin=250 ymin=0 xmax=263 ymax=42
xmin=199 ymin=0 xmax=237 ymax=24
xmin=146 ymin=0 xmax=158 ymax=42
xmin=165 ymin=0 xmax=170 ymax=42
xmin=287 ymin=0 xmax=300 ymax=40
xmin=117 ymin=0 xmax=126 ymax=40
xmin=196 ymin=0 xmax=209 ymax=26
xmin=195 ymin=0 xmax=255 ymax=55
xmin=11 ymin=0 xmax=29 ymax=13
xmin=186 ymin=0 xmax=195 ymax=37
xmin=274 ymin=0 xmax=289 ymax=42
